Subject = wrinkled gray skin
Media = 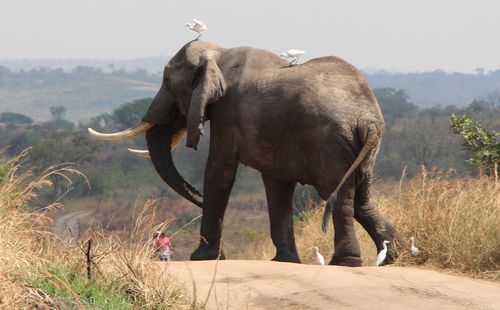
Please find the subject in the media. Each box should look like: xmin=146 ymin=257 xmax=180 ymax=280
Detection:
xmin=143 ymin=40 xmax=399 ymax=266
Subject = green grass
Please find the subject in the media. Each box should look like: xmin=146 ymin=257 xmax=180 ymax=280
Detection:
xmin=26 ymin=265 xmax=133 ymax=309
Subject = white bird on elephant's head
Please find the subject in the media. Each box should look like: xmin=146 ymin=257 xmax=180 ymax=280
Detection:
xmin=310 ymin=247 xmax=325 ymax=266
xmin=375 ymin=240 xmax=390 ymax=266
xmin=280 ymin=49 xmax=305 ymax=65
xmin=410 ymin=237 xmax=421 ymax=256
xmin=185 ymin=19 xmax=207 ymax=39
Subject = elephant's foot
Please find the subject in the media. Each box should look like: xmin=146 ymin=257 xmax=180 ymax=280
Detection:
xmin=378 ymin=221 xmax=402 ymax=265
xmin=329 ymin=255 xmax=363 ymax=267
xmin=271 ymin=249 xmax=301 ymax=263
xmin=384 ymin=239 xmax=400 ymax=265
xmin=190 ymin=244 xmax=226 ymax=261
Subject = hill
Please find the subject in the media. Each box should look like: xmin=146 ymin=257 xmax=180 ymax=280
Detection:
xmin=0 ymin=56 xmax=168 ymax=74
xmin=2 ymin=60 xmax=500 ymax=122
xmin=0 ymin=66 xmax=161 ymax=121
xmin=365 ymin=70 xmax=500 ymax=107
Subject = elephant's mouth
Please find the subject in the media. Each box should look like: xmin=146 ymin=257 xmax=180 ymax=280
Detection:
xmin=88 ymin=118 xmax=203 ymax=208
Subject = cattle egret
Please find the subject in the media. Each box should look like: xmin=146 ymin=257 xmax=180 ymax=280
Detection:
xmin=310 ymin=247 xmax=325 ymax=266
xmin=185 ymin=19 xmax=207 ymax=39
xmin=280 ymin=49 xmax=305 ymax=64
xmin=410 ymin=237 xmax=421 ymax=256
xmin=375 ymin=240 xmax=390 ymax=266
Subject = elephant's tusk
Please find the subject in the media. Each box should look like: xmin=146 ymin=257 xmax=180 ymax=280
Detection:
xmin=128 ymin=148 xmax=150 ymax=158
xmin=128 ymin=127 xmax=187 ymax=158
xmin=88 ymin=122 xmax=153 ymax=142
xmin=172 ymin=127 xmax=187 ymax=148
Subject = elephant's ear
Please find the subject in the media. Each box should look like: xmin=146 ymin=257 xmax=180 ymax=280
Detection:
xmin=186 ymin=51 xmax=226 ymax=150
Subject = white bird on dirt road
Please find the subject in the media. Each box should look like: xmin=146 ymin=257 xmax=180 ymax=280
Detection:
xmin=311 ymin=247 xmax=325 ymax=266
xmin=185 ymin=19 xmax=207 ymax=39
xmin=410 ymin=237 xmax=421 ymax=256
xmin=280 ymin=49 xmax=305 ymax=65
xmin=375 ymin=240 xmax=390 ymax=266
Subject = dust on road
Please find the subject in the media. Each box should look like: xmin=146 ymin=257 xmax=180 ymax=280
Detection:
xmin=165 ymin=260 xmax=500 ymax=309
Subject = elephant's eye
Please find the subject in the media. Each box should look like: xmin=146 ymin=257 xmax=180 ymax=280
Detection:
xmin=192 ymin=67 xmax=203 ymax=88
xmin=164 ymin=76 xmax=171 ymax=88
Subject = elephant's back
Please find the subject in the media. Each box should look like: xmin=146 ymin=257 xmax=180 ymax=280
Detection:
xmin=302 ymin=56 xmax=362 ymax=76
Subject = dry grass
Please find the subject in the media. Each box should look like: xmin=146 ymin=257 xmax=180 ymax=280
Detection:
xmin=77 ymin=199 xmax=189 ymax=309
xmin=376 ymin=169 xmax=500 ymax=280
xmin=0 ymin=150 xmax=191 ymax=309
xmin=0 ymin=149 xmax=84 ymax=307
xmin=239 ymin=170 xmax=500 ymax=281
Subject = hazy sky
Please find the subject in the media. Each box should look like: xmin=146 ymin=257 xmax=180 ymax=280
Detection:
xmin=1 ymin=0 xmax=499 ymax=72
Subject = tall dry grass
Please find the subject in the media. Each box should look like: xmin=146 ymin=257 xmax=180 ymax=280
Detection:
xmin=239 ymin=170 xmax=500 ymax=281
xmin=76 ymin=199 xmax=190 ymax=309
xmin=0 ymin=150 xmax=191 ymax=308
xmin=377 ymin=169 xmax=499 ymax=280
xmin=0 ymin=149 xmax=84 ymax=307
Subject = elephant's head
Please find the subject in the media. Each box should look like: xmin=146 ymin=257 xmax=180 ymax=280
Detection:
xmin=88 ymin=41 xmax=227 ymax=207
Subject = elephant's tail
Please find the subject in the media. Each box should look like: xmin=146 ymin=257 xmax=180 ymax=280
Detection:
xmin=321 ymin=122 xmax=382 ymax=233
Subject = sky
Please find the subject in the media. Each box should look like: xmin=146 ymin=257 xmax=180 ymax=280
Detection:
xmin=1 ymin=0 xmax=499 ymax=73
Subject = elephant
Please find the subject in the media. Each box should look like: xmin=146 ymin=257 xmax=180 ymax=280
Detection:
xmin=89 ymin=40 xmax=400 ymax=266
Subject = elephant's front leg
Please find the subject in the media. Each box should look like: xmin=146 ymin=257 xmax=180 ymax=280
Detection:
xmin=262 ymin=174 xmax=300 ymax=263
xmin=330 ymin=185 xmax=363 ymax=267
xmin=190 ymin=152 xmax=238 ymax=261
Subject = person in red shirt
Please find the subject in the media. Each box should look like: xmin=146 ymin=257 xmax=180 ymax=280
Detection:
xmin=154 ymin=232 xmax=172 ymax=261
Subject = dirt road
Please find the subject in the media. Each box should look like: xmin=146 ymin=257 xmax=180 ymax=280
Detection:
xmin=51 ymin=210 xmax=92 ymax=240
xmin=165 ymin=260 xmax=500 ymax=309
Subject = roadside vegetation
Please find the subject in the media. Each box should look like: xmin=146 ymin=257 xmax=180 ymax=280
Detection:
xmin=0 ymin=150 xmax=189 ymax=309
xmin=238 ymin=171 xmax=500 ymax=281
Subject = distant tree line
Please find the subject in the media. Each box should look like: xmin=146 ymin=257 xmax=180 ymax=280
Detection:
xmin=0 ymin=65 xmax=160 ymax=87
xmin=1 ymin=88 xmax=499 ymax=205
xmin=366 ymin=69 xmax=500 ymax=108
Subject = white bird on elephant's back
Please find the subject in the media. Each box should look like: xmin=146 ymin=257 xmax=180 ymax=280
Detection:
xmin=185 ymin=19 xmax=207 ymax=39
xmin=280 ymin=49 xmax=305 ymax=65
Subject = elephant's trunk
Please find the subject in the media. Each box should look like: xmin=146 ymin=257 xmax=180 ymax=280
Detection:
xmin=146 ymin=118 xmax=203 ymax=208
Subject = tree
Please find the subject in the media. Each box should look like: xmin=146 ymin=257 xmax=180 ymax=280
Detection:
xmin=29 ymin=131 xmax=99 ymax=199
xmin=49 ymin=105 xmax=66 ymax=121
xmin=110 ymin=98 xmax=152 ymax=128
xmin=450 ymin=114 xmax=500 ymax=181
xmin=0 ymin=112 xmax=33 ymax=125
xmin=373 ymin=88 xmax=418 ymax=127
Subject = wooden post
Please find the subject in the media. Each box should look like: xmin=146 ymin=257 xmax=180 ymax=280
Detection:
xmin=86 ymin=239 xmax=92 ymax=280
xmin=494 ymin=162 xmax=498 ymax=187
xmin=479 ymin=166 xmax=485 ymax=178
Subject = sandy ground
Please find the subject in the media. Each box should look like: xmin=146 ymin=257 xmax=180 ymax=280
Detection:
xmin=164 ymin=260 xmax=500 ymax=310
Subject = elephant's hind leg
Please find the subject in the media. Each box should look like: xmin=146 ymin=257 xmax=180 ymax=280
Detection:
xmin=353 ymin=178 xmax=400 ymax=264
xmin=330 ymin=184 xmax=363 ymax=266
xmin=262 ymin=174 xmax=300 ymax=263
